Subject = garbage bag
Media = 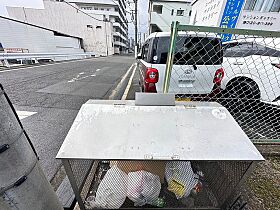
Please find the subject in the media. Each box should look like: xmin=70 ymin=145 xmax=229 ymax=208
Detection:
xmin=127 ymin=170 xmax=161 ymax=206
xmin=92 ymin=166 xmax=128 ymax=209
xmin=165 ymin=161 xmax=199 ymax=199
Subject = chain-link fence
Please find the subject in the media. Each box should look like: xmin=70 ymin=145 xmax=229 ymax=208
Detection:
xmin=162 ymin=22 xmax=280 ymax=143
xmin=62 ymin=159 xmax=254 ymax=210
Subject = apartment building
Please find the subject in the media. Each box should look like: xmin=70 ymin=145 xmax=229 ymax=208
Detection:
xmin=149 ymin=0 xmax=192 ymax=33
xmin=70 ymin=0 xmax=129 ymax=54
xmin=7 ymin=0 xmax=129 ymax=55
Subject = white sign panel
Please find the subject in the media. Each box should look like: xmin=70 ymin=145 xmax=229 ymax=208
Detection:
xmin=237 ymin=11 xmax=280 ymax=31
xmin=194 ymin=0 xmax=225 ymax=26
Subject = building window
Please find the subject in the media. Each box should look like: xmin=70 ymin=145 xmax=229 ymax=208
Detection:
xmin=87 ymin=25 xmax=93 ymax=29
xmin=177 ymin=9 xmax=184 ymax=16
xmin=82 ymin=7 xmax=93 ymax=10
xmin=189 ymin=10 xmax=192 ymax=16
xmin=107 ymin=8 xmax=110 ymax=11
xmin=246 ymin=0 xmax=280 ymax=12
xmin=244 ymin=0 xmax=264 ymax=11
xmin=153 ymin=5 xmax=163 ymax=14
xmin=270 ymin=0 xmax=280 ymax=12
xmin=171 ymin=9 xmax=174 ymax=15
xmin=101 ymin=8 xmax=104 ymax=10
xmin=94 ymin=7 xmax=98 ymax=10
xmin=96 ymin=26 xmax=102 ymax=29
xmin=244 ymin=0 xmax=255 ymax=10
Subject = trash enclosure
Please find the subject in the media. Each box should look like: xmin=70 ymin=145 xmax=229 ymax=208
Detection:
xmin=56 ymin=97 xmax=264 ymax=210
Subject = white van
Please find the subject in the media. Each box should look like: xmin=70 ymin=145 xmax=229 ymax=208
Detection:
xmin=137 ymin=32 xmax=224 ymax=96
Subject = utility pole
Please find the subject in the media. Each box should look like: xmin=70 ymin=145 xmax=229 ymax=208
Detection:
xmin=134 ymin=0 xmax=138 ymax=58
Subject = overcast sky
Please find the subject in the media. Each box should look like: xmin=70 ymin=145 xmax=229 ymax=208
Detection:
xmin=0 ymin=0 xmax=148 ymax=39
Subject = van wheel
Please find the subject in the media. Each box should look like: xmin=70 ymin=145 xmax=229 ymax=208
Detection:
xmin=225 ymin=78 xmax=260 ymax=113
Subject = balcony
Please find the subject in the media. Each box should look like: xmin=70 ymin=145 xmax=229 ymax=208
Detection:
xmin=113 ymin=22 xmax=127 ymax=35
xmin=114 ymin=41 xmax=127 ymax=48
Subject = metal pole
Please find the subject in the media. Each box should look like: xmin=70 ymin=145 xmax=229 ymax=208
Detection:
xmin=134 ymin=0 xmax=138 ymax=58
xmin=163 ymin=21 xmax=179 ymax=93
xmin=104 ymin=19 xmax=109 ymax=56
xmin=0 ymin=84 xmax=63 ymax=210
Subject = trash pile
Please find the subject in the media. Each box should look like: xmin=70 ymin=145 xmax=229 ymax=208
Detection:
xmin=85 ymin=161 xmax=204 ymax=209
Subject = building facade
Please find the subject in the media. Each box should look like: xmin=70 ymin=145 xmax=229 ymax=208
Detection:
xmin=0 ymin=16 xmax=84 ymax=59
xmin=149 ymin=0 xmax=192 ymax=33
xmin=7 ymin=0 xmax=117 ymax=56
xmin=190 ymin=0 xmax=280 ymax=33
xmin=70 ymin=0 xmax=129 ymax=54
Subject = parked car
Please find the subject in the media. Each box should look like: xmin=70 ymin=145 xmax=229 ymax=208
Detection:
xmin=221 ymin=39 xmax=280 ymax=105
xmin=137 ymin=32 xmax=224 ymax=97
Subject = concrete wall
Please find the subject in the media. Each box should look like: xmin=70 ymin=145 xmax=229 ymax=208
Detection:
xmin=0 ymin=17 xmax=56 ymax=53
xmin=149 ymin=0 xmax=192 ymax=33
xmin=7 ymin=0 xmax=114 ymax=56
xmin=0 ymin=17 xmax=85 ymax=61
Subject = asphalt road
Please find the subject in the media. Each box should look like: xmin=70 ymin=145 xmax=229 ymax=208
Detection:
xmin=0 ymin=55 xmax=135 ymax=181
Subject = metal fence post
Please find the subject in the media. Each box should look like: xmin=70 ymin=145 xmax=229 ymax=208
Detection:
xmin=163 ymin=21 xmax=179 ymax=93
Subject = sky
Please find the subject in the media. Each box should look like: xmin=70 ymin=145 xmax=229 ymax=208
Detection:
xmin=0 ymin=0 xmax=148 ymax=39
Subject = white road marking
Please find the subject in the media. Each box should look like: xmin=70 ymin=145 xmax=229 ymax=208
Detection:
xmin=96 ymin=69 xmax=101 ymax=72
xmin=68 ymin=72 xmax=90 ymax=82
xmin=109 ymin=63 xmax=136 ymax=99
xmin=91 ymin=74 xmax=96 ymax=77
xmin=16 ymin=111 xmax=37 ymax=120
xmin=121 ymin=65 xmax=137 ymax=100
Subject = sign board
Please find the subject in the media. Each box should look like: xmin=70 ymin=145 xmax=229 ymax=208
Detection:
xmin=195 ymin=0 xmax=225 ymax=27
xmin=237 ymin=11 xmax=280 ymax=31
xmin=219 ymin=0 xmax=245 ymax=42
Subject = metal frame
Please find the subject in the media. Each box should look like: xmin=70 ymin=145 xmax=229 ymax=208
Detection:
xmin=62 ymin=159 xmax=97 ymax=210
xmin=177 ymin=24 xmax=280 ymax=37
xmin=221 ymin=161 xmax=257 ymax=209
xmin=62 ymin=159 xmax=85 ymax=210
xmin=163 ymin=21 xmax=179 ymax=93
xmin=0 ymin=52 xmax=95 ymax=68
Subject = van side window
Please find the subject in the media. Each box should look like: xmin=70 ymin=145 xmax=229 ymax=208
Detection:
xmin=142 ymin=43 xmax=149 ymax=62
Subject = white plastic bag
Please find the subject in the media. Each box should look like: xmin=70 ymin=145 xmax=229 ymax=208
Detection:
xmin=127 ymin=170 xmax=161 ymax=206
xmin=93 ymin=166 xmax=128 ymax=209
xmin=165 ymin=161 xmax=198 ymax=199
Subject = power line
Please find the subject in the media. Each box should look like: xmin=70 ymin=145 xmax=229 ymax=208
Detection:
xmin=62 ymin=0 xmax=104 ymax=21
xmin=62 ymin=0 xmax=134 ymax=24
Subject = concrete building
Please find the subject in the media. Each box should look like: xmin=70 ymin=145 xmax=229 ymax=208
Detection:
xmin=7 ymin=0 xmax=115 ymax=56
xmin=0 ymin=16 xmax=84 ymax=58
xmin=190 ymin=0 xmax=280 ymax=35
xmin=0 ymin=16 xmax=83 ymax=54
xmin=149 ymin=0 xmax=192 ymax=33
xmin=69 ymin=0 xmax=129 ymax=54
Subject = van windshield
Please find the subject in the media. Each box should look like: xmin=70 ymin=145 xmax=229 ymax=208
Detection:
xmin=152 ymin=36 xmax=223 ymax=65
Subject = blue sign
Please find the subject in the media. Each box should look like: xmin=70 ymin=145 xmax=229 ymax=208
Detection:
xmin=219 ymin=0 xmax=245 ymax=42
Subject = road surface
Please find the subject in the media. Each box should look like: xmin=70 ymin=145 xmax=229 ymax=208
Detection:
xmin=0 ymin=55 xmax=135 ymax=181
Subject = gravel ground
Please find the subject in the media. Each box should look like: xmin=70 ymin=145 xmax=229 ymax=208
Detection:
xmin=239 ymin=155 xmax=280 ymax=210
